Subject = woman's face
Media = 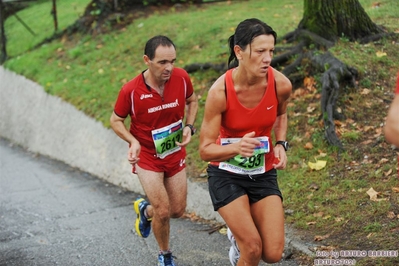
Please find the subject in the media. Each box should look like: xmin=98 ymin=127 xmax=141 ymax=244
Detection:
xmin=238 ymin=34 xmax=275 ymax=77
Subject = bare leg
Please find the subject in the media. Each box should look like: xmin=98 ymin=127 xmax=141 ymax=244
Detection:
xmin=136 ymin=166 xmax=187 ymax=251
xmin=218 ymin=195 xmax=262 ymax=266
xmin=251 ymin=195 xmax=285 ymax=263
xmin=218 ymin=195 xmax=284 ymax=266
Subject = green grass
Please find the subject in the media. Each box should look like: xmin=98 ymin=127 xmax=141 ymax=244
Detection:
xmin=5 ymin=0 xmax=87 ymax=56
xmin=4 ymin=0 xmax=399 ymax=265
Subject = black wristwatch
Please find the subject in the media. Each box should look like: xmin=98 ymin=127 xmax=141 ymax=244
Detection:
xmin=275 ymin=141 xmax=289 ymax=151
xmin=185 ymin=124 xmax=196 ymax=136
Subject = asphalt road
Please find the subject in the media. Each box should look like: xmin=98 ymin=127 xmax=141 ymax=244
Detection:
xmin=0 ymin=138 xmax=300 ymax=266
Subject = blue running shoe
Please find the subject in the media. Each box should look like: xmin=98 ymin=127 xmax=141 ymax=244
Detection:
xmin=158 ymin=252 xmax=176 ymax=266
xmin=133 ymin=198 xmax=152 ymax=238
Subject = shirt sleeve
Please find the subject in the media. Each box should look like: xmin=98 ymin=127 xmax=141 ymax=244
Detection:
xmin=113 ymin=85 xmax=132 ymax=118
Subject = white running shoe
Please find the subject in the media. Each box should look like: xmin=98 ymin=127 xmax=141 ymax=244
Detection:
xmin=227 ymin=228 xmax=240 ymax=266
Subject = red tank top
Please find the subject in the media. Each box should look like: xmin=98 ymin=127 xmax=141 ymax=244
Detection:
xmin=210 ymin=67 xmax=278 ymax=172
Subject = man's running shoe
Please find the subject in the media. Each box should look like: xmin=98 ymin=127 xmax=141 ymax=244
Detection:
xmin=158 ymin=251 xmax=176 ymax=266
xmin=133 ymin=198 xmax=152 ymax=238
xmin=227 ymin=227 xmax=240 ymax=266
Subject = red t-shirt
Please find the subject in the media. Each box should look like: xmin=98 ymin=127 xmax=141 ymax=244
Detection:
xmin=210 ymin=67 xmax=279 ymax=172
xmin=113 ymin=67 xmax=194 ymax=156
xmin=396 ymin=72 xmax=399 ymax=94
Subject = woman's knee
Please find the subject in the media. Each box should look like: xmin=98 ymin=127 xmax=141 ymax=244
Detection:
xmin=240 ymin=236 xmax=263 ymax=260
xmin=262 ymin=245 xmax=284 ymax=263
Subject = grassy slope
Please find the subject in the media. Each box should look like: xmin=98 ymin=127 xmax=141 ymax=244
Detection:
xmin=4 ymin=0 xmax=399 ymax=265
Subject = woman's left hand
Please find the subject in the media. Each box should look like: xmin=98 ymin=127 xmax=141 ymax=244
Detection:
xmin=272 ymin=145 xmax=287 ymax=170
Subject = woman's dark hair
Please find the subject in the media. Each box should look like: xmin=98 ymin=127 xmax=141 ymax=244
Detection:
xmin=228 ymin=18 xmax=277 ymax=69
xmin=144 ymin=35 xmax=176 ymax=60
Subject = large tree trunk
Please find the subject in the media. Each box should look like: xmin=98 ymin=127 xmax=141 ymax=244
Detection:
xmin=274 ymin=0 xmax=392 ymax=150
xmin=298 ymin=0 xmax=384 ymax=42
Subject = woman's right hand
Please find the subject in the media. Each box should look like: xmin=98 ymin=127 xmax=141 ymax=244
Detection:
xmin=237 ymin=131 xmax=261 ymax=157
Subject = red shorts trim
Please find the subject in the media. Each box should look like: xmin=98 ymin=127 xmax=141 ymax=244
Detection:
xmin=134 ymin=149 xmax=186 ymax=178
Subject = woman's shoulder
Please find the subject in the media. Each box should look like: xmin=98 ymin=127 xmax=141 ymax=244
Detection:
xmin=271 ymin=68 xmax=292 ymax=98
xmin=271 ymin=68 xmax=290 ymax=84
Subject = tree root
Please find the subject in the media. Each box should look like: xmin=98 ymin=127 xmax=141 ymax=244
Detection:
xmin=309 ymin=51 xmax=358 ymax=150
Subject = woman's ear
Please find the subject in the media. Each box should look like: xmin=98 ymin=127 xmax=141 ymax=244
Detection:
xmin=234 ymin=45 xmax=243 ymax=60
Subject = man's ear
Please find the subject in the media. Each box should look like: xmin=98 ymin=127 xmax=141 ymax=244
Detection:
xmin=143 ymin=55 xmax=150 ymax=66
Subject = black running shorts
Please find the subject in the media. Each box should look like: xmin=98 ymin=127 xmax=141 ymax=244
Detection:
xmin=207 ymin=164 xmax=283 ymax=211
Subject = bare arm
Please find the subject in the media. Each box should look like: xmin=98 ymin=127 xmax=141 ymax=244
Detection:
xmin=384 ymin=94 xmax=399 ymax=147
xmin=177 ymin=92 xmax=199 ymax=147
xmin=272 ymin=69 xmax=292 ymax=169
xmin=199 ymin=75 xmax=261 ymax=162
xmin=110 ymin=112 xmax=141 ymax=164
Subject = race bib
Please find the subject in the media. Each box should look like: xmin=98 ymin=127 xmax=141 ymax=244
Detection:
xmin=219 ymin=136 xmax=269 ymax=175
xmin=151 ymin=120 xmax=183 ymax=159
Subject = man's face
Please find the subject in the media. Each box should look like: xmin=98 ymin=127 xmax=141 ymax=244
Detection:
xmin=144 ymin=45 xmax=176 ymax=83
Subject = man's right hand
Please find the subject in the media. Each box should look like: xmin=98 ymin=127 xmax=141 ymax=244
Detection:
xmin=128 ymin=141 xmax=141 ymax=165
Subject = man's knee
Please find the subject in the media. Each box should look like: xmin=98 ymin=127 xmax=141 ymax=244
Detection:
xmin=170 ymin=202 xmax=186 ymax=218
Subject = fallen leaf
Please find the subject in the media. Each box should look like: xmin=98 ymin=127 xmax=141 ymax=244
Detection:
xmin=313 ymin=212 xmax=324 ymax=217
xmin=192 ymin=45 xmax=201 ymax=50
xmin=304 ymin=142 xmax=313 ymax=150
xmin=363 ymin=126 xmax=374 ymax=132
xmin=366 ymin=187 xmax=388 ymax=201
xmin=307 ymin=221 xmax=316 ymax=225
xmin=303 ymin=76 xmax=316 ymax=91
xmin=376 ymin=51 xmax=387 ymax=57
xmin=372 ymin=2 xmax=381 ymax=8
xmin=219 ymin=227 xmax=227 ymax=235
xmin=293 ymin=88 xmax=306 ymax=98
xmin=307 ymin=106 xmax=316 ymax=113
xmin=308 ymin=160 xmax=327 ymax=170
xmin=387 ymin=211 xmax=396 ymax=219
xmin=367 ymin=233 xmax=374 ymax=238
xmin=314 ymin=234 xmax=330 ymax=241
xmin=309 ymin=183 xmax=319 ymax=190
xmin=317 ymin=151 xmax=327 ymax=157
xmin=390 ymin=227 xmax=399 ymax=232
xmin=384 ymin=169 xmax=393 ymax=177
xmin=317 ymin=245 xmax=336 ymax=251
xmin=361 ymin=88 xmax=371 ymax=95
xmin=392 ymin=187 xmax=399 ymax=193
xmin=366 ymin=187 xmax=379 ymax=201
xmin=334 ymin=120 xmax=343 ymax=127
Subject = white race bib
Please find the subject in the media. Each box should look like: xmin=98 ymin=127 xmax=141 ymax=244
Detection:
xmin=219 ymin=136 xmax=269 ymax=175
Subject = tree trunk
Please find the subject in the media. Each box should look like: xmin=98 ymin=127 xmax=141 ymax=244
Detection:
xmin=0 ymin=0 xmax=6 ymax=64
xmin=299 ymin=0 xmax=384 ymax=42
xmin=51 ymin=0 xmax=58 ymax=31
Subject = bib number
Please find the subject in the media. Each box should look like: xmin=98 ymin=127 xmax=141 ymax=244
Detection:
xmin=151 ymin=120 xmax=183 ymax=159
xmin=219 ymin=137 xmax=269 ymax=175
